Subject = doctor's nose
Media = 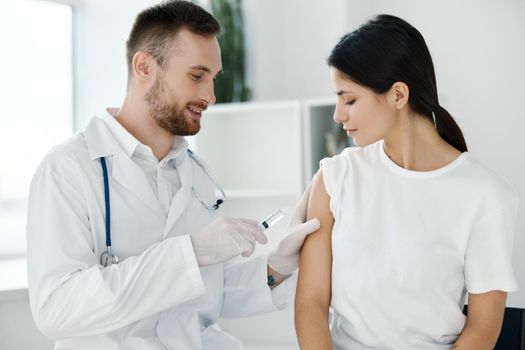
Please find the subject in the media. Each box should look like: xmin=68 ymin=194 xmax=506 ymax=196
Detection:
xmin=202 ymin=83 xmax=216 ymax=105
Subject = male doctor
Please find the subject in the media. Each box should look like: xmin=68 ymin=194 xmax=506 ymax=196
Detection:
xmin=26 ymin=1 xmax=319 ymax=349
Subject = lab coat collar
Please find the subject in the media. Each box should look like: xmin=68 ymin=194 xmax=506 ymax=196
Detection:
xmin=102 ymin=108 xmax=140 ymax=158
xmin=83 ymin=115 xmax=119 ymax=160
xmin=83 ymin=116 xmax=165 ymax=219
xmin=83 ymin=114 xmax=194 ymax=227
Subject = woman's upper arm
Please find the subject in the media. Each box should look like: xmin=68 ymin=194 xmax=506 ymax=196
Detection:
xmin=296 ymin=169 xmax=335 ymax=308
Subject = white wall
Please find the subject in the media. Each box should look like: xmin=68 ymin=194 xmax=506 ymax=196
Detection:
xmin=74 ymin=0 xmax=157 ymax=129
xmin=243 ymin=0 xmax=347 ymax=101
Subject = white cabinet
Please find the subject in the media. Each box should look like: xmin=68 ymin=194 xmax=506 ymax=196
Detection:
xmin=188 ymin=98 xmax=347 ymax=349
xmin=191 ymin=101 xmax=303 ymax=194
xmin=189 ymin=100 xmax=304 ymax=257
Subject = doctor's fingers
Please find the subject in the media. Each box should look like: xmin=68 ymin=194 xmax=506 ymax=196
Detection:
xmin=233 ymin=218 xmax=259 ymax=227
xmin=241 ymin=240 xmax=257 ymax=257
xmin=276 ymin=218 xmax=320 ymax=255
xmin=231 ymin=219 xmax=268 ymax=244
xmin=230 ymin=231 xmax=256 ymax=256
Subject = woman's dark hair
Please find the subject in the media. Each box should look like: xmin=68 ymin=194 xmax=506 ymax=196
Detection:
xmin=327 ymin=14 xmax=467 ymax=152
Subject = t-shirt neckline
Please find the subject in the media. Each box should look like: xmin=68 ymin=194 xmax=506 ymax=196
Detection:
xmin=378 ymin=139 xmax=469 ymax=179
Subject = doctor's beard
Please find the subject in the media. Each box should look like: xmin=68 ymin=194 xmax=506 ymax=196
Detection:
xmin=145 ymin=73 xmax=201 ymax=136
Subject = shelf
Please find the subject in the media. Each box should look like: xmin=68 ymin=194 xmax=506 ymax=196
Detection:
xmin=205 ymin=100 xmax=303 ymax=114
xmin=191 ymin=100 xmax=303 ymax=193
xmin=0 ymin=258 xmax=27 ymax=298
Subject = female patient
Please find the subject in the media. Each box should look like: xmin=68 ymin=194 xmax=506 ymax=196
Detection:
xmin=295 ymin=15 xmax=519 ymax=350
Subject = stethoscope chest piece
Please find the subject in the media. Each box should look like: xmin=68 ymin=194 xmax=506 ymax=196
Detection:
xmin=100 ymin=247 xmax=119 ymax=267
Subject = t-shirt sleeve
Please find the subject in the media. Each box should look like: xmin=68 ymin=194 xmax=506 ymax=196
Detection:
xmin=464 ymin=197 xmax=520 ymax=293
xmin=319 ymin=151 xmax=349 ymax=217
xmin=319 ymin=157 xmax=335 ymax=195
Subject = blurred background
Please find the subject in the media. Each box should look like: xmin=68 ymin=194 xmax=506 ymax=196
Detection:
xmin=0 ymin=0 xmax=524 ymax=349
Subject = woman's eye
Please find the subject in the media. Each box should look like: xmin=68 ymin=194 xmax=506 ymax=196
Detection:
xmin=345 ymin=100 xmax=355 ymax=106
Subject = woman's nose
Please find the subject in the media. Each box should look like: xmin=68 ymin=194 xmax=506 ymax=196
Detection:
xmin=333 ymin=101 xmax=348 ymax=123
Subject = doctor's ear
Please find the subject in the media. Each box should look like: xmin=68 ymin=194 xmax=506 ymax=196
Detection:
xmin=387 ymin=81 xmax=410 ymax=110
xmin=131 ymin=51 xmax=155 ymax=83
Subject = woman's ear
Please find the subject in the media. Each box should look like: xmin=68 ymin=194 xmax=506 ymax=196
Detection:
xmin=388 ymin=81 xmax=410 ymax=110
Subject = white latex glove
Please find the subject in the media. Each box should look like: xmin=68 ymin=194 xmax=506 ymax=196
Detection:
xmin=190 ymin=216 xmax=268 ymax=266
xmin=268 ymin=182 xmax=320 ymax=274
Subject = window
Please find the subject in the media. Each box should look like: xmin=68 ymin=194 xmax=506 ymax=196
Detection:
xmin=0 ymin=0 xmax=73 ymax=260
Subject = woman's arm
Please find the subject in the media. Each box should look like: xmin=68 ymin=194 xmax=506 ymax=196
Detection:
xmin=295 ymin=170 xmax=335 ymax=350
xmin=453 ymin=291 xmax=507 ymax=349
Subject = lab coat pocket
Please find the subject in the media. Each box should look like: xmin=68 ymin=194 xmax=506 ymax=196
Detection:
xmin=201 ymin=323 xmax=243 ymax=350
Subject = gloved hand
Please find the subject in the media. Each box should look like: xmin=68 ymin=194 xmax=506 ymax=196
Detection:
xmin=268 ymin=182 xmax=320 ymax=275
xmin=190 ymin=216 xmax=267 ymax=266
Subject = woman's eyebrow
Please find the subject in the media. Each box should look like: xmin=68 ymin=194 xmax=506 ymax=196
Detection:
xmin=335 ymin=90 xmax=355 ymax=95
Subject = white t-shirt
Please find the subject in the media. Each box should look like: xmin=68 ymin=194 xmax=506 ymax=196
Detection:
xmin=320 ymin=140 xmax=519 ymax=350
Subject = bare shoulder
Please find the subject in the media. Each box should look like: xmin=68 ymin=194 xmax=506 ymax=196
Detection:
xmin=307 ymin=169 xmax=333 ymax=225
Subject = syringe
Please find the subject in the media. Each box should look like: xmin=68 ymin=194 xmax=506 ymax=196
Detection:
xmin=258 ymin=207 xmax=288 ymax=230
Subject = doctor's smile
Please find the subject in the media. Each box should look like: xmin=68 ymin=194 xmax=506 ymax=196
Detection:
xmin=186 ymin=105 xmax=205 ymax=122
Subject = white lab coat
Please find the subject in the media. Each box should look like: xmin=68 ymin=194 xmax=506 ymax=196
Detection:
xmin=26 ymin=116 xmax=295 ymax=350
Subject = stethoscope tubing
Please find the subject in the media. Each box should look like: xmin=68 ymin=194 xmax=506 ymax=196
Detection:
xmin=100 ymin=157 xmax=112 ymax=248
xmin=98 ymin=150 xmax=225 ymax=266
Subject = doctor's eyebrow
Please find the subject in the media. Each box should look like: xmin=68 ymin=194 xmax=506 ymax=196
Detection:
xmin=189 ymin=65 xmax=222 ymax=79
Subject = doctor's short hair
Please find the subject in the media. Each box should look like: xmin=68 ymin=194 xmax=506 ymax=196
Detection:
xmin=126 ymin=0 xmax=220 ymax=75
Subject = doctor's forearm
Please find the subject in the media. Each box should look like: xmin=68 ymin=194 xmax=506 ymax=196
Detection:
xmin=30 ymin=237 xmax=204 ymax=339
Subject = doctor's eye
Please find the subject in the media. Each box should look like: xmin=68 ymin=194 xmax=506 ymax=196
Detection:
xmin=190 ymin=74 xmax=203 ymax=81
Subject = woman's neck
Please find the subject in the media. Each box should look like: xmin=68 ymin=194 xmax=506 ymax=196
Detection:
xmin=383 ymin=114 xmax=461 ymax=172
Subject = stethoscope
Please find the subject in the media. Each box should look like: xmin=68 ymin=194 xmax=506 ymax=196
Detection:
xmin=99 ymin=150 xmax=226 ymax=267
